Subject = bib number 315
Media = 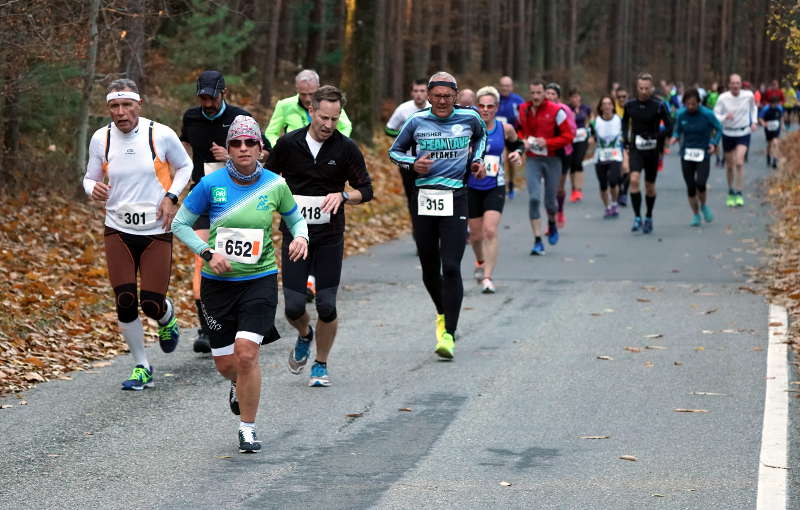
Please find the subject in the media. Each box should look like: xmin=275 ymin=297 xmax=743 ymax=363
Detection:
xmin=418 ymin=189 xmax=454 ymax=217
xmin=215 ymin=227 xmax=263 ymax=264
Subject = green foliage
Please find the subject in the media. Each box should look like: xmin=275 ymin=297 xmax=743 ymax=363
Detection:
xmin=18 ymin=63 xmax=82 ymax=138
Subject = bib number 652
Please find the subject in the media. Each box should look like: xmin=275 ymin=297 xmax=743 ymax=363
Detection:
xmin=417 ymin=189 xmax=454 ymax=217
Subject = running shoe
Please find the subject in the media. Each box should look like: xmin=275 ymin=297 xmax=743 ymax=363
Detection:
xmin=473 ymin=262 xmax=485 ymax=283
xmin=308 ymin=362 xmax=331 ymax=387
xmin=772 ymin=159 xmax=778 ymax=169
xmin=435 ymin=314 xmax=445 ymax=342
xmin=726 ymin=193 xmax=736 ymax=207
xmin=576 ymin=189 xmax=584 ymax=201
xmin=603 ymin=207 xmax=613 ymax=219
xmin=481 ymin=278 xmax=496 ymax=294
xmin=288 ymin=326 xmax=313 ymax=375
xmin=435 ymin=332 xmax=455 ymax=360
xmin=569 ymin=190 xmax=580 ymax=203
xmin=193 ymin=330 xmax=211 ymax=354
xmin=631 ymin=216 xmax=642 ymax=232
xmin=701 ymin=204 xmax=714 ymax=223
xmin=121 ymin=364 xmax=153 ymax=391
xmin=530 ymin=240 xmax=545 ymax=256
xmin=157 ymin=299 xmax=180 ymax=353
xmin=610 ymin=204 xmax=619 ymax=217
xmin=617 ymin=194 xmax=627 ymax=207
xmin=228 ymin=381 xmax=240 ymax=415
xmin=690 ymin=213 xmax=702 ymax=227
xmin=735 ymin=194 xmax=744 ymax=207
xmin=643 ymin=217 xmax=653 ymax=234
xmin=238 ymin=427 xmax=261 ymax=453
xmin=507 ymin=188 xmax=516 ymax=200
xmin=547 ymin=228 xmax=559 ymax=246
xmin=657 ymin=158 xmax=664 ymax=172
xmin=556 ymin=211 xmax=566 ymax=229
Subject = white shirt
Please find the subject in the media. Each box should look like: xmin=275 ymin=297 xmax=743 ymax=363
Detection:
xmin=305 ymin=131 xmax=324 ymax=159
xmin=714 ymin=90 xmax=758 ymax=136
xmin=386 ymin=99 xmax=431 ymax=132
xmin=83 ymin=117 xmax=193 ymax=235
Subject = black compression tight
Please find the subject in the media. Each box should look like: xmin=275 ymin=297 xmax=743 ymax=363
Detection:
xmin=681 ymin=158 xmax=711 ymax=197
xmin=412 ymin=190 xmax=467 ymax=335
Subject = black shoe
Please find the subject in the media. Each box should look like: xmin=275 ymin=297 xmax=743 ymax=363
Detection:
xmin=238 ymin=427 xmax=261 ymax=453
xmin=193 ymin=330 xmax=211 ymax=353
xmin=229 ymin=381 xmax=240 ymax=415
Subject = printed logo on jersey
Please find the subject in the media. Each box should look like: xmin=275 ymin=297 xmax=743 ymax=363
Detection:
xmin=451 ymin=124 xmax=464 ymax=136
xmin=255 ymin=194 xmax=270 ymax=211
xmin=123 ymin=146 xmax=136 ymax=159
xmin=211 ymin=186 xmax=228 ymax=203
xmin=327 ymin=160 xmax=336 ymax=165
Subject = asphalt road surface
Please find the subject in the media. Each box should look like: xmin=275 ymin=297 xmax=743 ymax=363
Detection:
xmin=1 ymin=134 xmax=793 ymax=510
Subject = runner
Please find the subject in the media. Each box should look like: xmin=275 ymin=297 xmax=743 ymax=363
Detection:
xmin=713 ymin=73 xmax=758 ymax=208
xmin=704 ymin=82 xmax=724 ymax=167
xmin=759 ymin=96 xmax=784 ymax=169
xmin=669 ymin=88 xmax=723 ymax=226
xmin=389 ymin=71 xmax=486 ymax=359
xmin=264 ymin=69 xmax=352 ymax=302
xmin=469 ymin=86 xmax=523 ymax=294
xmin=179 ymin=70 xmax=270 ymax=354
xmin=782 ymin=82 xmax=797 ymax=128
xmin=544 ymin=82 xmax=576 ymax=229
xmin=83 ymin=79 xmax=192 ymax=390
xmin=614 ymin=87 xmax=631 ymax=206
xmin=497 ymin=76 xmax=525 ymax=199
xmin=763 ymin=80 xmax=784 ymax=106
xmin=385 ymin=79 xmax=430 ymax=236
xmin=172 ymin=115 xmax=309 ymax=453
xmin=268 ymin=85 xmax=373 ymax=387
xmin=458 ymin=88 xmax=477 ymax=109
xmin=589 ymin=95 xmax=624 ymax=219
xmin=567 ymin=88 xmax=592 ymax=202
xmin=518 ymin=80 xmax=575 ymax=255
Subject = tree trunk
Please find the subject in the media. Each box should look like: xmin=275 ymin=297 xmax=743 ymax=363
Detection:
xmin=390 ymin=0 xmax=405 ymax=102
xmin=545 ymin=0 xmax=558 ymax=72
xmin=75 ymin=0 xmax=101 ymax=187
xmin=696 ymin=0 xmax=706 ymax=82
xmin=1 ymin=80 xmax=20 ymax=183
xmin=514 ymin=0 xmax=527 ymax=81
xmin=259 ymin=0 xmax=283 ymax=108
xmin=567 ymin=0 xmax=577 ymax=81
xmin=120 ymin=0 xmax=146 ymax=90
xmin=304 ymin=0 xmax=326 ymax=68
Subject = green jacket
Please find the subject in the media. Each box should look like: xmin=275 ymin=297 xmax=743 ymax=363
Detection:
xmin=264 ymin=94 xmax=352 ymax=146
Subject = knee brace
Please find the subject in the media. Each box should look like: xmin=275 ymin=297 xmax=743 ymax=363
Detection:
xmin=284 ymin=288 xmax=307 ymax=321
xmin=140 ymin=290 xmax=167 ymax=321
xmin=113 ymin=283 xmax=138 ymax=323
xmin=315 ymin=288 xmax=338 ymax=323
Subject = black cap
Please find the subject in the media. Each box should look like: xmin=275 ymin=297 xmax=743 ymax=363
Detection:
xmin=196 ymin=70 xmax=225 ymax=97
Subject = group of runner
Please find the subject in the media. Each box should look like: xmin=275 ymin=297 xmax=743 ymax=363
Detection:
xmin=83 ymin=68 xmax=785 ymax=454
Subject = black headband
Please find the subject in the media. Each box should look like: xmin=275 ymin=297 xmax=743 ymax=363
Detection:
xmin=428 ymin=81 xmax=457 ymax=91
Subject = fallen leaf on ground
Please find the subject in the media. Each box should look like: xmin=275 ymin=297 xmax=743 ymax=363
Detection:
xmin=644 ymin=361 xmax=655 ymax=368
xmin=673 ymin=361 xmax=683 ymax=366
xmin=578 ymin=435 xmax=609 ymax=439
xmin=499 ymin=481 xmax=512 ymax=487
xmin=398 ymin=408 xmax=412 ymax=412
xmin=673 ymin=408 xmax=709 ymax=413
xmin=702 ymin=330 xmax=714 ymax=334
xmin=603 ymin=308 xmax=615 ymax=313
xmin=644 ymin=334 xmax=664 ymax=339
xmin=216 ymin=455 xmax=232 ymax=459
xmin=652 ymin=494 xmax=665 ymax=498
xmin=0 ymin=404 xmax=12 ymax=409
xmin=769 ymin=322 xmax=783 ymax=327
xmin=19 ymin=400 xmax=27 ymax=405
xmin=720 ymin=329 xmax=738 ymax=334
xmin=591 ymin=312 xmax=604 ymax=317
xmin=619 ymin=455 xmax=637 ymax=461
xmin=596 ymin=356 xmax=614 ymax=360
xmin=92 ymin=361 xmax=112 ymax=368
xmin=636 ymin=298 xmax=651 ymax=303
xmin=624 ymin=346 xmax=641 ymax=353
xmin=704 ymin=308 xmax=718 ymax=315
xmin=645 ymin=345 xmax=667 ymax=350
xmin=694 ymin=347 xmax=705 ymax=351
xmin=689 ymin=392 xmax=727 ymax=396
xmin=345 ymin=413 xmax=364 ymax=418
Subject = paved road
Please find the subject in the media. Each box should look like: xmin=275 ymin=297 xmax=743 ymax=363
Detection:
xmin=1 ymin=135 xmax=790 ymax=509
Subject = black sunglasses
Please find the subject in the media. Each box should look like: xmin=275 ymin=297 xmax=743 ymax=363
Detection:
xmin=229 ymin=139 xmax=260 ymax=148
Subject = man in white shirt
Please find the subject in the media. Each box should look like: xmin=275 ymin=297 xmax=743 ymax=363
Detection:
xmin=714 ymin=73 xmax=758 ymax=207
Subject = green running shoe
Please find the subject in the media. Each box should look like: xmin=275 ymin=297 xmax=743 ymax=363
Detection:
xmin=121 ymin=364 xmax=153 ymax=391
xmin=435 ymin=332 xmax=455 ymax=360
xmin=735 ymin=194 xmax=744 ymax=207
xmin=726 ymin=193 xmax=736 ymax=207
xmin=435 ymin=314 xmax=445 ymax=342
xmin=158 ymin=300 xmax=180 ymax=353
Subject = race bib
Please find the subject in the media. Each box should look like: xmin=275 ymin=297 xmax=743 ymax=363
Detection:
xmin=484 ymin=155 xmax=501 ymax=177
xmin=766 ymin=120 xmax=781 ymax=131
xmin=204 ymin=161 xmax=225 ymax=175
xmin=215 ymin=227 xmax=263 ymax=264
xmin=683 ymin=148 xmax=705 ymax=162
xmin=598 ymin=148 xmax=623 ymax=162
xmin=635 ymin=135 xmax=657 ymax=150
xmin=115 ymin=203 xmax=158 ymax=231
xmin=294 ymin=195 xmax=331 ymax=225
xmin=574 ymin=128 xmax=588 ymax=143
xmin=527 ymin=137 xmax=548 ymax=156
xmin=418 ymin=189 xmax=453 ymax=216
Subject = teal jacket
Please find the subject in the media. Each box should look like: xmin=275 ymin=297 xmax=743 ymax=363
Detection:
xmin=264 ymin=94 xmax=352 ymax=146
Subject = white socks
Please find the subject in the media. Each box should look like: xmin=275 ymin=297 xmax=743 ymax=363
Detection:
xmin=239 ymin=421 xmax=255 ymax=430
xmin=157 ymin=297 xmax=173 ymax=326
xmin=119 ymin=319 xmax=149 ymax=369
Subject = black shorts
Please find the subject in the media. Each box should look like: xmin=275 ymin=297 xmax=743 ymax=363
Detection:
xmin=467 ymin=186 xmax=505 ymax=218
xmin=193 ymin=213 xmax=210 ymax=230
xmin=722 ymin=134 xmax=751 ymax=152
xmin=200 ymin=273 xmax=279 ymax=356
xmin=765 ymin=129 xmax=781 ymax=141
xmin=570 ymin=141 xmax=589 ymax=173
xmin=629 ymin=148 xmax=660 ymax=183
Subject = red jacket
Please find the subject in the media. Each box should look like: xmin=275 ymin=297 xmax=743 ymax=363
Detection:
xmin=517 ymin=99 xmax=574 ymax=157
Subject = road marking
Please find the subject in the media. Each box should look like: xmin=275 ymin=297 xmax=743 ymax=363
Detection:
xmin=756 ymin=304 xmax=789 ymax=510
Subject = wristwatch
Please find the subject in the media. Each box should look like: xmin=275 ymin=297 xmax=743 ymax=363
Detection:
xmin=200 ymin=249 xmax=214 ymax=262
xmin=165 ymin=192 xmax=179 ymax=205
xmin=341 ymin=191 xmax=350 ymax=203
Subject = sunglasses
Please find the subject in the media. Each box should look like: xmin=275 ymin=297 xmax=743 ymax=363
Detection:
xmin=477 ymin=103 xmax=497 ymax=109
xmin=229 ymin=139 xmax=260 ymax=148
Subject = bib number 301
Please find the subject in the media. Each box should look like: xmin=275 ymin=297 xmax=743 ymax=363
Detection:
xmin=418 ymin=189 xmax=454 ymax=217
xmin=215 ymin=227 xmax=263 ymax=264
xmin=116 ymin=203 xmax=157 ymax=231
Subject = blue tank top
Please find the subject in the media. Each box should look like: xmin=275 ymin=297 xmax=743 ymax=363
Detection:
xmin=468 ymin=120 xmax=505 ymax=190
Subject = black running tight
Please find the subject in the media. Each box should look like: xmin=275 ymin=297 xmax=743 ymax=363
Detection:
xmin=681 ymin=157 xmax=711 ymax=197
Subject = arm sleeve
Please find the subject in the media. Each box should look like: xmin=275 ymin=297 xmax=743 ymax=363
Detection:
xmin=163 ymin=128 xmax=194 ymax=197
xmin=337 ymin=108 xmax=353 ymax=137
xmin=346 ymin=142 xmax=374 ymax=203
xmin=83 ymin=131 xmax=105 ymax=197
xmin=707 ymin=109 xmax=723 ymax=146
xmin=264 ymin=101 xmax=286 ymax=147
xmin=385 ymin=106 xmax=406 ymax=137
xmin=621 ymin=104 xmax=630 ymax=147
xmin=171 ymin=205 xmax=208 ymax=255
xmin=546 ymin=108 xmax=575 ymax=151
xmin=469 ymin=113 xmax=487 ymax=162
xmin=277 ymin=184 xmax=309 ymax=240
xmin=388 ymin=117 xmax=417 ymax=165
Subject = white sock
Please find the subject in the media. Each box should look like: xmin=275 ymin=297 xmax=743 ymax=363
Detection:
xmin=119 ymin=319 xmax=149 ymax=369
xmin=239 ymin=421 xmax=255 ymax=430
xmin=157 ymin=297 xmax=173 ymax=326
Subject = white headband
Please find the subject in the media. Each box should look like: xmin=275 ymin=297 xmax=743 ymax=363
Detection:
xmin=106 ymin=91 xmax=141 ymax=103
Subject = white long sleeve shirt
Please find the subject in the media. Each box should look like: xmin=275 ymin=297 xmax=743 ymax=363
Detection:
xmin=83 ymin=117 xmax=193 ymax=235
xmin=714 ymin=90 xmax=758 ymax=137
